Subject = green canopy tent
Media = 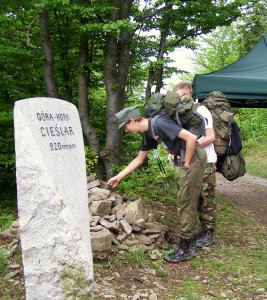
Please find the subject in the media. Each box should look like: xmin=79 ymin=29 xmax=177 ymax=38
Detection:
xmin=192 ymin=35 xmax=267 ymax=108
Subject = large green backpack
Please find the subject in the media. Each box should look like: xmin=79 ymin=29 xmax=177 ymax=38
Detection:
xmin=202 ymin=91 xmax=234 ymax=157
xmin=145 ymin=91 xmax=204 ymax=132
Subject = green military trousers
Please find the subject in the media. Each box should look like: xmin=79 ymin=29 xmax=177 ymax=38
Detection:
xmin=198 ymin=163 xmax=217 ymax=230
xmin=176 ymin=144 xmax=207 ymax=239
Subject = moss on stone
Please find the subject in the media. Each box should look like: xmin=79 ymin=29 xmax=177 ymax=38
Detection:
xmin=59 ymin=264 xmax=94 ymax=299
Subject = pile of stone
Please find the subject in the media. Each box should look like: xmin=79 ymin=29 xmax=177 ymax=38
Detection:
xmin=0 ymin=177 xmax=168 ymax=260
xmin=88 ymin=176 xmax=169 ymax=259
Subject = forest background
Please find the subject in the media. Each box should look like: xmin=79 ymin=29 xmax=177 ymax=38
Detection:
xmin=1 ymin=0 xmax=267 ymax=206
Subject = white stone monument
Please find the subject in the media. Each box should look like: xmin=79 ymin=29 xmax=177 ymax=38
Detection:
xmin=14 ymin=98 xmax=94 ymax=300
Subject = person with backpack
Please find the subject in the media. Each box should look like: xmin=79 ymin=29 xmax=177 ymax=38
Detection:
xmin=107 ymin=106 xmax=207 ymax=263
xmin=173 ymin=82 xmax=217 ymax=248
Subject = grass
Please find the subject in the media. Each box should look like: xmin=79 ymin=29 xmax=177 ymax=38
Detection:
xmin=184 ymin=193 xmax=267 ymax=299
xmin=89 ymin=187 xmax=266 ymax=299
xmin=108 ymin=140 xmax=267 ymax=299
xmin=0 ymin=212 xmax=13 ymax=232
xmin=243 ymin=139 xmax=267 ymax=178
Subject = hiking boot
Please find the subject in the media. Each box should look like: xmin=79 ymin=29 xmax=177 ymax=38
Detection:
xmin=196 ymin=228 xmax=215 ymax=248
xmin=173 ymin=235 xmax=197 ymax=256
xmin=165 ymin=238 xmax=195 ymax=263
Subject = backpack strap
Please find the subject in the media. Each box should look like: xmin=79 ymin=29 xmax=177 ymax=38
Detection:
xmin=175 ymin=106 xmax=182 ymax=127
xmin=150 ymin=115 xmax=161 ymax=140
xmin=150 ymin=114 xmax=181 ymax=166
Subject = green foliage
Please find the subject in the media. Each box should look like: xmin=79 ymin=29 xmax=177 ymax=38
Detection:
xmin=0 ymin=211 xmax=13 ymax=232
xmin=0 ymin=249 xmax=9 ymax=274
xmin=194 ymin=26 xmax=241 ymax=74
xmin=122 ymin=249 xmax=147 ymax=266
xmin=115 ymin=145 xmax=177 ymax=204
xmin=243 ymin=140 xmax=267 ymax=178
xmin=237 ymin=0 xmax=267 ymax=55
xmin=235 ymin=108 xmax=267 ymax=142
xmin=88 ymin=88 xmax=107 ymax=147
xmin=0 ymin=112 xmax=15 ymax=176
xmin=84 ymin=146 xmax=98 ymax=176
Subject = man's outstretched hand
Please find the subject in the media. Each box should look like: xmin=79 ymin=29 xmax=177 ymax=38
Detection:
xmin=107 ymin=175 xmax=121 ymax=188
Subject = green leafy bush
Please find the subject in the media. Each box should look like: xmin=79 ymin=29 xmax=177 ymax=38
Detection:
xmin=84 ymin=146 xmax=98 ymax=175
xmin=114 ymin=145 xmax=177 ymax=205
xmin=0 ymin=112 xmax=15 ymax=176
xmin=0 ymin=212 xmax=13 ymax=232
xmin=235 ymin=108 xmax=267 ymax=142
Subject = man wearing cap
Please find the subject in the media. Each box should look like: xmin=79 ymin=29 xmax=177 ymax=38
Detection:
xmin=107 ymin=106 xmax=207 ymax=263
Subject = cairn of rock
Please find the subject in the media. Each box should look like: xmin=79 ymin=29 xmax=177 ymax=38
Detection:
xmin=87 ymin=176 xmax=169 ymax=259
xmin=0 ymin=177 xmax=168 ymax=261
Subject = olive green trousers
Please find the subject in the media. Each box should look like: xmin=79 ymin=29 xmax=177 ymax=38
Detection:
xmin=176 ymin=144 xmax=207 ymax=239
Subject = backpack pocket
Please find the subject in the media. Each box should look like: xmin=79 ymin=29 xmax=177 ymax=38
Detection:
xmin=213 ymin=110 xmax=234 ymax=156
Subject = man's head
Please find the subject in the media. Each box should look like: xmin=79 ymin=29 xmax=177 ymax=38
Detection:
xmin=173 ymin=82 xmax=192 ymax=100
xmin=115 ymin=106 xmax=141 ymax=129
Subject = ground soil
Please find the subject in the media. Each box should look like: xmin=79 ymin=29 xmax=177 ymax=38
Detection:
xmin=2 ymin=172 xmax=267 ymax=299
xmin=215 ymin=172 xmax=267 ymax=228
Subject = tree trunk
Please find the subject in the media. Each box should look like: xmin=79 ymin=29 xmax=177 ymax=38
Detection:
xmin=39 ymin=11 xmax=58 ymax=98
xmin=155 ymin=3 xmax=172 ymax=93
xmin=78 ymin=0 xmax=103 ymax=179
xmin=145 ymin=69 xmax=156 ymax=100
xmin=102 ymin=0 xmax=133 ymax=179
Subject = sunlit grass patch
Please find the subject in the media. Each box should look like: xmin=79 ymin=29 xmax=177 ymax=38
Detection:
xmin=0 ymin=212 xmax=13 ymax=232
xmin=188 ymin=192 xmax=267 ymax=298
xmin=243 ymin=140 xmax=267 ymax=178
xmin=171 ymin=275 xmax=206 ymax=300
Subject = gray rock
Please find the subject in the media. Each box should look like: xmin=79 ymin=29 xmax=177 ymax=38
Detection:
xmin=99 ymin=219 xmax=118 ymax=231
xmin=11 ymin=220 xmax=20 ymax=228
xmin=90 ymin=225 xmax=103 ymax=232
xmin=125 ymin=239 xmax=139 ymax=246
xmin=90 ymin=216 xmax=100 ymax=227
xmin=102 ymin=215 xmax=116 ymax=222
xmin=0 ymin=229 xmax=15 ymax=239
xmin=135 ymin=234 xmax=152 ymax=245
xmin=87 ymin=179 xmax=100 ymax=190
xmin=120 ymin=219 xmax=132 ymax=235
xmin=99 ymin=180 xmax=111 ymax=190
xmin=116 ymin=233 xmax=128 ymax=243
xmin=90 ymin=200 xmax=112 ymax=217
xmin=132 ymin=292 xmax=141 ymax=300
xmin=133 ymin=218 xmax=146 ymax=228
xmin=144 ymin=222 xmax=169 ymax=232
xmin=149 ymin=293 xmax=158 ymax=300
xmin=87 ymin=175 xmax=96 ymax=183
xmin=91 ymin=227 xmax=113 ymax=251
xmin=125 ymin=199 xmax=148 ymax=224
xmin=111 ymin=203 xmax=127 ymax=215
xmin=88 ymin=187 xmax=111 ymax=200
xmin=143 ymin=229 xmax=162 ymax=235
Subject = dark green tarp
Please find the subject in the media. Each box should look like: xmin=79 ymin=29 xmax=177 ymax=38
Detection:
xmin=192 ymin=35 xmax=267 ymax=107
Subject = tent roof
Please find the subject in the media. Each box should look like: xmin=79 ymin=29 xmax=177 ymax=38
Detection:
xmin=192 ymin=35 xmax=267 ymax=108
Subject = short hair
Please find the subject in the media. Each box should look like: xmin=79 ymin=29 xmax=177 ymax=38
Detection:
xmin=173 ymin=82 xmax=192 ymax=94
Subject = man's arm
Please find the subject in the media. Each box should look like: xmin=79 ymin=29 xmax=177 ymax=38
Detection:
xmin=107 ymin=150 xmax=148 ymax=188
xmin=177 ymin=129 xmax=197 ymax=167
xmin=198 ymin=128 xmax=215 ymax=148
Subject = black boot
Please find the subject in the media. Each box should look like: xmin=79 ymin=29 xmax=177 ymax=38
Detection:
xmin=196 ymin=228 xmax=215 ymax=248
xmin=173 ymin=235 xmax=197 ymax=256
xmin=165 ymin=238 xmax=196 ymax=263
xmin=190 ymin=235 xmax=197 ymax=256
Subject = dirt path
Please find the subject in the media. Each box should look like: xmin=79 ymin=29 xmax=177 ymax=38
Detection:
xmin=216 ymin=172 xmax=267 ymax=228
